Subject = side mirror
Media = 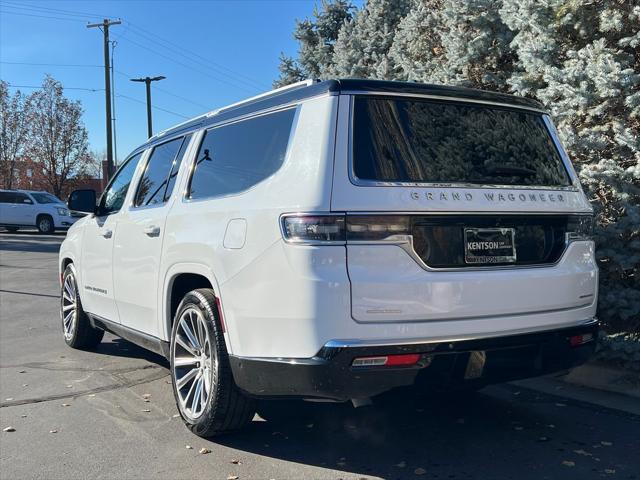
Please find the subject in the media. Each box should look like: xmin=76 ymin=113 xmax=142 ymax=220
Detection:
xmin=68 ymin=189 xmax=97 ymax=214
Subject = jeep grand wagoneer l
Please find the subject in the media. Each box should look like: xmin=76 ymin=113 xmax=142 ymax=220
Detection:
xmin=59 ymin=79 xmax=598 ymax=437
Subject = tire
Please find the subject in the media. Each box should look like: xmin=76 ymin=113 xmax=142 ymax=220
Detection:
xmin=170 ymin=288 xmax=255 ymax=437
xmin=61 ymin=264 xmax=104 ymax=349
xmin=37 ymin=215 xmax=54 ymax=234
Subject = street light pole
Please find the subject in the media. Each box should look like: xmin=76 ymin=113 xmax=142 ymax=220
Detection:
xmin=130 ymin=76 xmax=166 ymax=138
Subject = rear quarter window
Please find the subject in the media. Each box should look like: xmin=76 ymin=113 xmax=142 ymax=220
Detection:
xmin=352 ymin=96 xmax=571 ymax=187
xmin=188 ymin=107 xmax=296 ymax=200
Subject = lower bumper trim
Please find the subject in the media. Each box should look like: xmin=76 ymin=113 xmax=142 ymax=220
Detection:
xmin=229 ymin=319 xmax=598 ymax=401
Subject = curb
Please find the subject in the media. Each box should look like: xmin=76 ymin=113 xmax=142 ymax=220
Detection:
xmin=560 ymin=361 xmax=640 ymax=399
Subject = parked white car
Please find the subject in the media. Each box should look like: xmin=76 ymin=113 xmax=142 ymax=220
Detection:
xmin=59 ymin=79 xmax=598 ymax=437
xmin=0 ymin=189 xmax=76 ymax=233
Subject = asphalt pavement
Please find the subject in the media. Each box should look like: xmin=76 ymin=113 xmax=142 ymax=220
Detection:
xmin=1 ymin=231 xmax=639 ymax=480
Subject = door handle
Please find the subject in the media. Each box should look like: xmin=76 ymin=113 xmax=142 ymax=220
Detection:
xmin=143 ymin=225 xmax=161 ymax=237
xmin=100 ymin=229 xmax=113 ymax=239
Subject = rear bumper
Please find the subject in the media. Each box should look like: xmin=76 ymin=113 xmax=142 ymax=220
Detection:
xmin=229 ymin=318 xmax=598 ymax=401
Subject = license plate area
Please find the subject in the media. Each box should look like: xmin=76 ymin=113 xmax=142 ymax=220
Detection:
xmin=464 ymin=227 xmax=516 ymax=264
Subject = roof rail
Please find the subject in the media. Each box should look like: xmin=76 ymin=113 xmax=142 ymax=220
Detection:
xmin=207 ymin=79 xmax=319 ymax=117
xmin=149 ymin=79 xmax=319 ymax=142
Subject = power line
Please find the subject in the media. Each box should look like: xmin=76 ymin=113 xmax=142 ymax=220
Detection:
xmin=0 ymin=1 xmax=111 ymax=19
xmin=1 ymin=62 xmax=211 ymax=111
xmin=1 ymin=61 xmax=103 ymax=68
xmin=116 ymin=93 xmax=189 ymax=119
xmin=6 ymin=83 xmax=103 ymax=92
xmin=117 ymin=35 xmax=259 ymax=95
xmin=114 ymin=69 xmax=210 ymax=110
xmin=125 ymin=22 xmax=268 ymax=90
xmin=0 ymin=9 xmax=86 ymax=22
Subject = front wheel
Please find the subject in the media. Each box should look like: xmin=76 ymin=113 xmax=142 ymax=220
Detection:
xmin=170 ymin=289 xmax=255 ymax=437
xmin=61 ymin=264 xmax=104 ymax=349
xmin=37 ymin=215 xmax=54 ymax=234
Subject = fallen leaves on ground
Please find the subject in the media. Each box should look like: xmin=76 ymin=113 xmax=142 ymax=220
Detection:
xmin=414 ymin=467 xmax=427 ymax=475
xmin=395 ymin=461 xmax=407 ymax=468
xmin=3 ymin=426 xmax=15 ymax=432
xmin=562 ymin=461 xmax=575 ymax=467
xmin=227 ymin=476 xmax=239 ymax=480
xmin=231 ymin=459 xmax=242 ymax=465
xmin=199 ymin=448 xmax=211 ymax=454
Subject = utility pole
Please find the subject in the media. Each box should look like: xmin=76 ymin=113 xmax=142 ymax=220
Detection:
xmin=87 ymin=18 xmax=121 ymax=179
xmin=110 ymin=40 xmax=118 ymax=168
xmin=130 ymin=76 xmax=166 ymax=138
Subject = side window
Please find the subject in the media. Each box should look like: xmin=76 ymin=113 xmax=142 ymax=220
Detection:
xmin=0 ymin=192 xmax=14 ymax=203
xmin=13 ymin=193 xmax=33 ymax=204
xmin=188 ymin=108 xmax=295 ymax=200
xmin=100 ymin=152 xmax=143 ymax=215
xmin=134 ymin=136 xmax=185 ymax=208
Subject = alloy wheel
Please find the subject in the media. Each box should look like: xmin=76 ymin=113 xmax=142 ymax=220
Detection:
xmin=172 ymin=307 xmax=215 ymax=420
xmin=61 ymin=274 xmax=77 ymax=341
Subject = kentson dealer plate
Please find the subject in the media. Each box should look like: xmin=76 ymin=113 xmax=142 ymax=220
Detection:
xmin=464 ymin=228 xmax=516 ymax=264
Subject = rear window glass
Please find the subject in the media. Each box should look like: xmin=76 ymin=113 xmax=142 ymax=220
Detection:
xmin=352 ymin=97 xmax=571 ymax=187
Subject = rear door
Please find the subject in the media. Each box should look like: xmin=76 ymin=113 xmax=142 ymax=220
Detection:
xmin=331 ymin=94 xmax=596 ymax=323
xmin=10 ymin=192 xmax=35 ymax=225
xmin=113 ymin=135 xmax=191 ymax=338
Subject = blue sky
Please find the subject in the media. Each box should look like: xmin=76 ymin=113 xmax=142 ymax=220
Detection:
xmin=0 ymin=0 xmax=345 ymax=164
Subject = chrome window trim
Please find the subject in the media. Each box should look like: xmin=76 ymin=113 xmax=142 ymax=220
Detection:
xmin=323 ymin=317 xmax=599 ymax=348
xmin=346 ymin=94 xmax=579 ymax=192
xmin=182 ymin=104 xmax=301 ymax=204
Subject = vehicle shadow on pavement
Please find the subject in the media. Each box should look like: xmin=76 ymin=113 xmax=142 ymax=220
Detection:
xmin=93 ymin=337 xmax=169 ymax=368
xmin=216 ymin=388 xmax=631 ymax=479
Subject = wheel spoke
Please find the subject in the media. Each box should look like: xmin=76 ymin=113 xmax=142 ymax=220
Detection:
xmin=180 ymin=317 xmax=200 ymax=351
xmin=175 ymin=334 xmax=198 ymax=356
xmin=63 ymin=310 xmax=74 ymax=329
xmin=173 ymin=356 xmax=198 ymax=367
xmin=198 ymin=376 xmax=207 ymax=413
xmin=182 ymin=371 xmax=200 ymax=411
xmin=192 ymin=376 xmax=203 ymax=414
xmin=62 ymin=303 xmax=75 ymax=312
xmin=176 ymin=367 xmax=198 ymax=390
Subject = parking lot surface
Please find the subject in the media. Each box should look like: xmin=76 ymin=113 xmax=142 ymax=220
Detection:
xmin=1 ymin=231 xmax=639 ymax=480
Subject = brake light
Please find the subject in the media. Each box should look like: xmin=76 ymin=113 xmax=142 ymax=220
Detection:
xmin=352 ymin=353 xmax=421 ymax=367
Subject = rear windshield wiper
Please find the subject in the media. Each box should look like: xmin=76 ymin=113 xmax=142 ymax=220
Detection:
xmin=485 ymin=165 xmax=537 ymax=177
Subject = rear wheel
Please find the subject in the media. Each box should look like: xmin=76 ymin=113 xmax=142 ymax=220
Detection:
xmin=61 ymin=264 xmax=104 ymax=349
xmin=37 ymin=215 xmax=54 ymax=234
xmin=170 ymin=289 xmax=255 ymax=437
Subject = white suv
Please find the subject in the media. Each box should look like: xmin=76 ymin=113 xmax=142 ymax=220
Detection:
xmin=59 ymin=79 xmax=598 ymax=437
xmin=0 ymin=189 xmax=76 ymax=233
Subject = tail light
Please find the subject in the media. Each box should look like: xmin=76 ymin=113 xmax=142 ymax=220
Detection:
xmin=281 ymin=215 xmax=346 ymax=243
xmin=566 ymin=214 xmax=594 ymax=242
xmin=346 ymin=215 xmax=410 ymax=241
xmin=281 ymin=214 xmax=411 ymax=245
